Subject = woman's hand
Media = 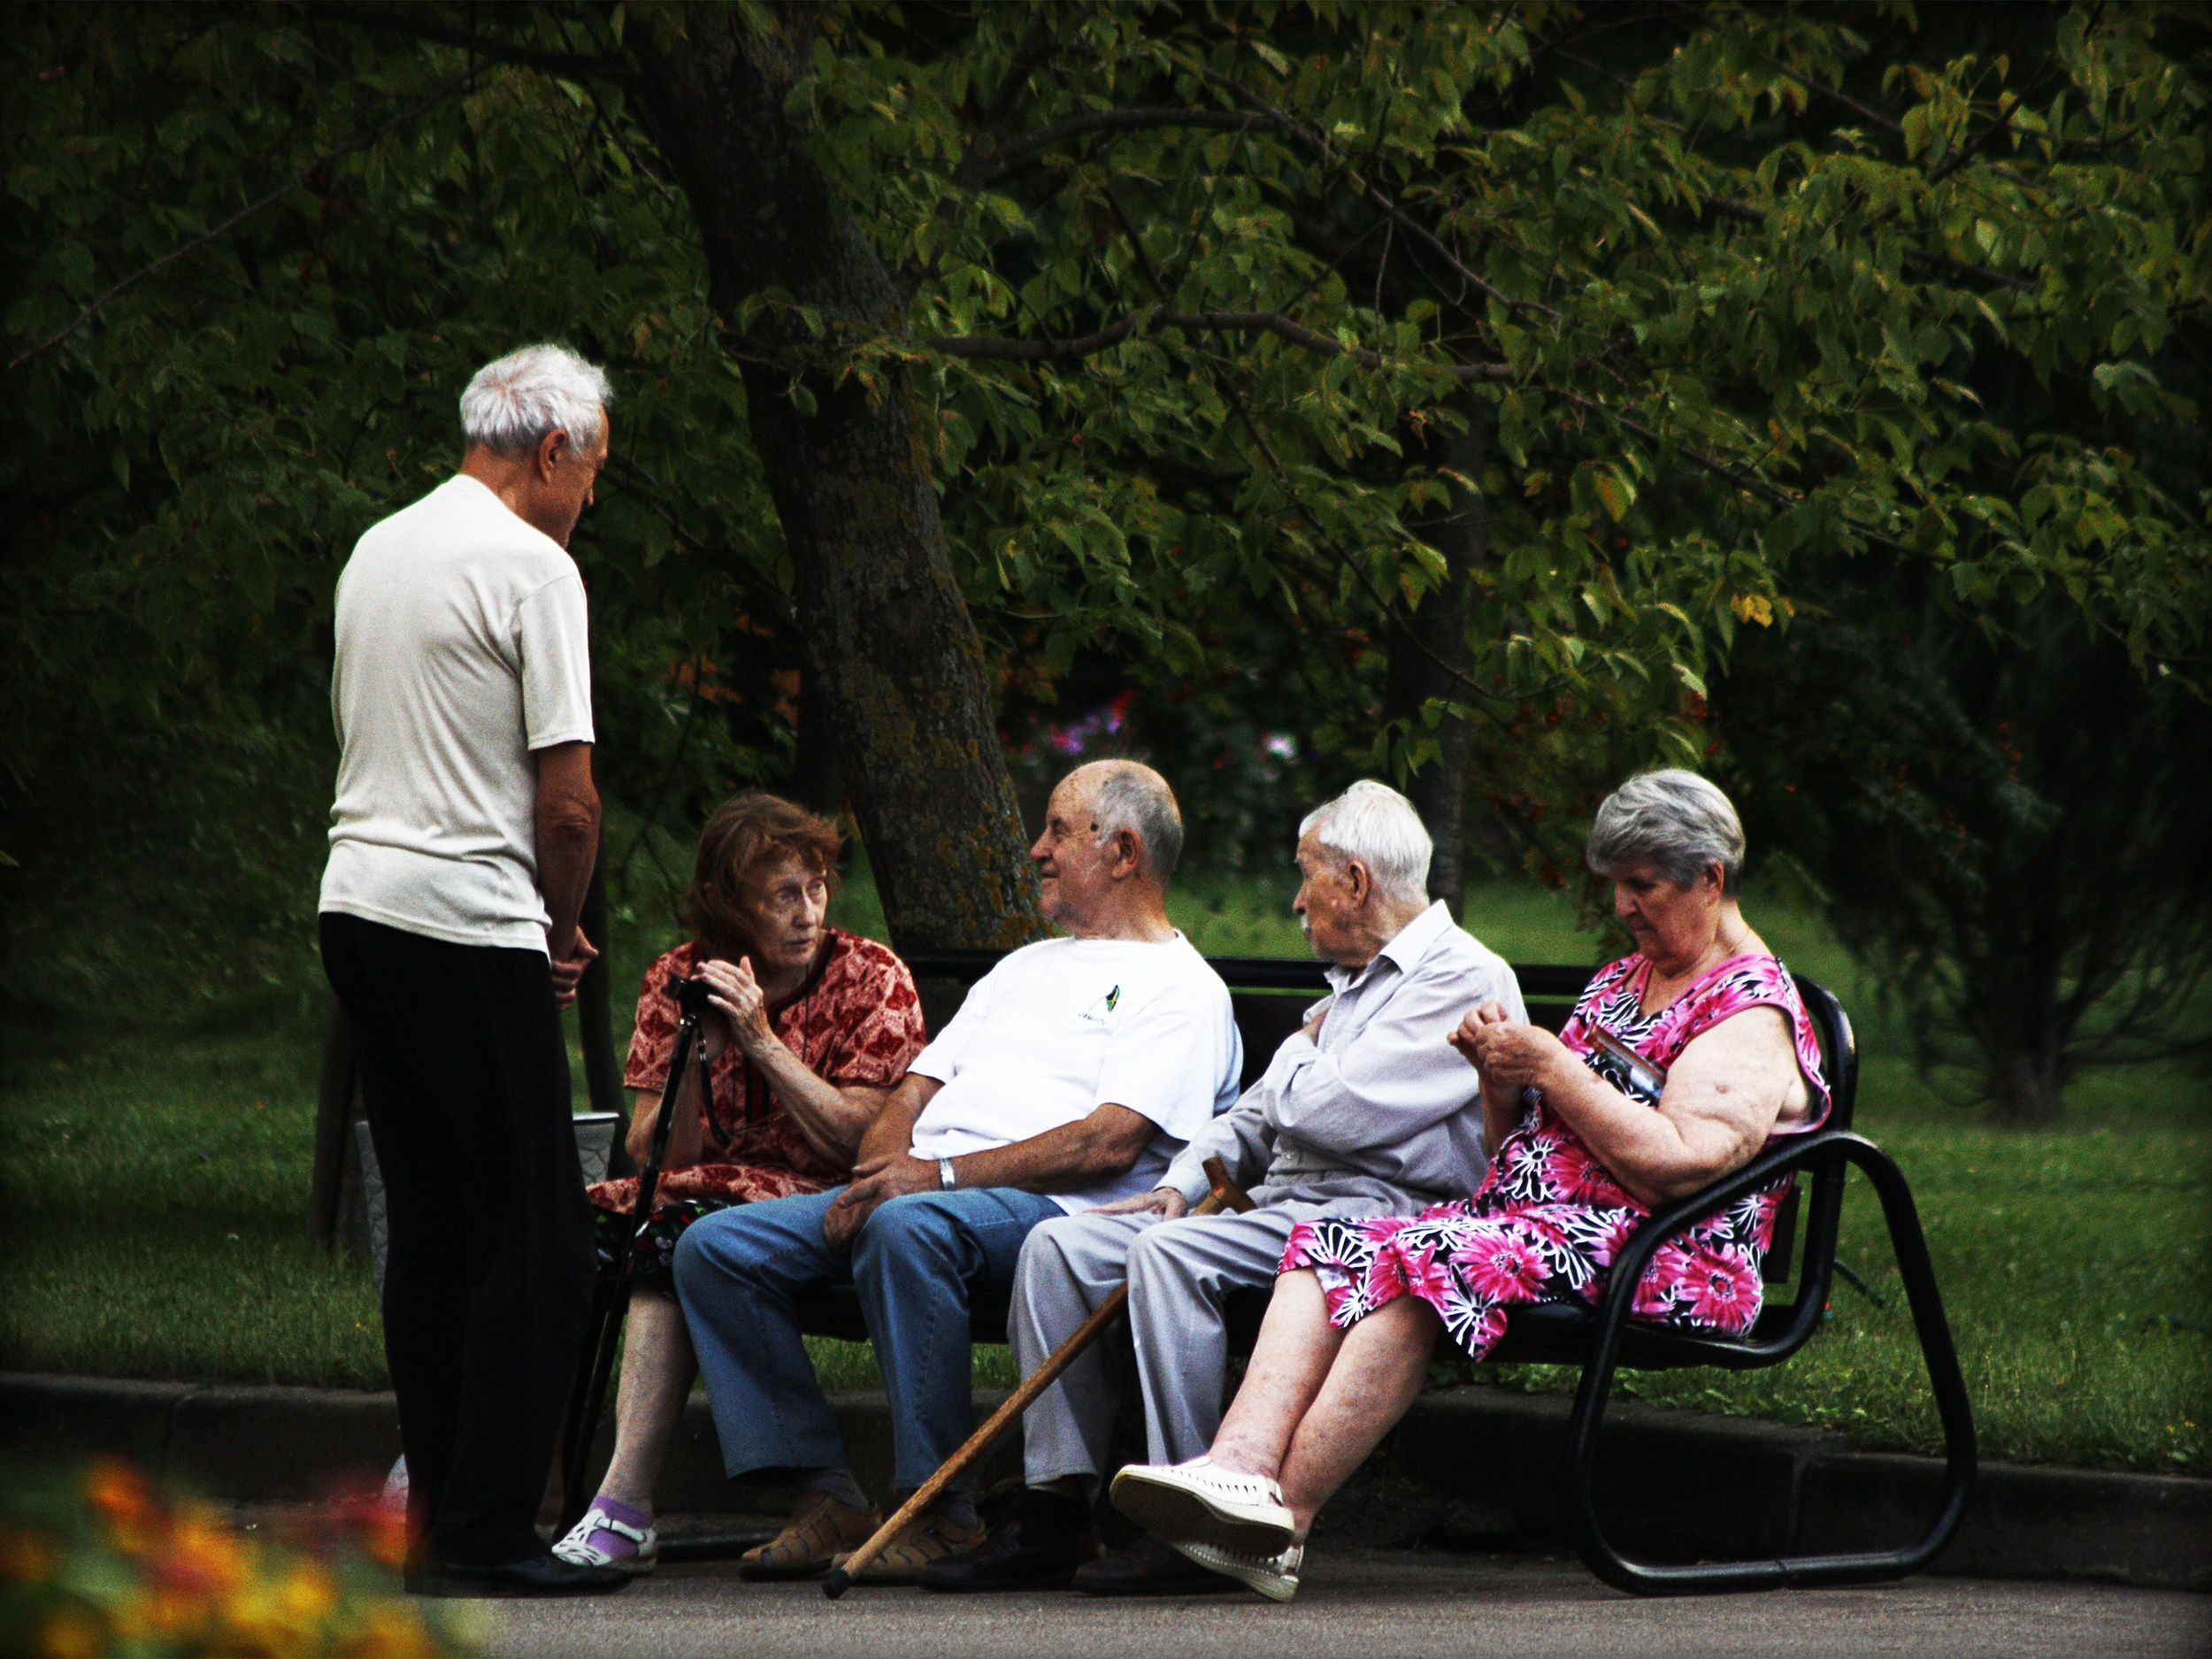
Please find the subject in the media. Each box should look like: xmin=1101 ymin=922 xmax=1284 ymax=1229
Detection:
xmin=695 ymin=955 xmax=775 ymax=1061
xmin=1447 ymin=998 xmax=1512 ymax=1065
xmin=1455 ymin=1005 xmax=1577 ymax=1092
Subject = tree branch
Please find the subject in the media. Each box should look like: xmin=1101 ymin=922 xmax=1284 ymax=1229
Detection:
xmin=1758 ymin=58 xmax=1907 ymax=138
xmin=1902 ymin=245 xmax=2034 ymax=292
xmin=1924 ymin=95 xmax=2023 ymax=188
xmin=10 ymin=66 xmax=480 ymax=371
xmin=987 ymin=106 xmax=1294 ymax=175
xmin=1701 ymin=194 xmax=2032 ymax=290
xmin=980 ymin=6 xmax=1067 ymax=127
xmin=931 ymin=306 xmax=1509 ymax=379
xmin=1194 ymin=65 xmax=1562 ymax=326
xmin=309 ymin=3 xmax=638 ymax=84
xmin=1553 ymin=388 xmax=1918 ymax=558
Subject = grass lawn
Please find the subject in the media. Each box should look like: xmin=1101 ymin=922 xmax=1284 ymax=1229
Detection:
xmin=1 ymin=865 xmax=2205 ymax=1476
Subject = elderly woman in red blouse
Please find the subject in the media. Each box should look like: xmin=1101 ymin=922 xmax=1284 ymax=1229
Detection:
xmin=554 ymin=795 xmax=926 ymax=1574
xmin=1109 ymin=771 xmax=1829 ymax=1601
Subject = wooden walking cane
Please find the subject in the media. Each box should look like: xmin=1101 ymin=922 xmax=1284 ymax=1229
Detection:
xmin=822 ymin=1156 xmax=1256 ymax=1599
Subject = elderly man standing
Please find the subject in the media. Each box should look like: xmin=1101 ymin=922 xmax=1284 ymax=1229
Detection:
xmin=920 ymin=780 xmax=1523 ymax=1594
xmin=673 ymin=760 xmax=1240 ymax=1584
xmin=318 ymin=345 xmax=627 ymax=1598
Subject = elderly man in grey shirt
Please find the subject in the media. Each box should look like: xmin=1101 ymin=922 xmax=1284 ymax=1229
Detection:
xmin=918 ymin=781 xmax=1523 ymax=1596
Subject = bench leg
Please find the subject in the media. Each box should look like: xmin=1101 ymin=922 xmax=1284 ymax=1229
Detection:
xmin=1563 ymin=1139 xmax=1977 ymax=1595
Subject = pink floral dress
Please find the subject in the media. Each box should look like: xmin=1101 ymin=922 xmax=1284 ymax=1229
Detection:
xmin=1279 ymin=953 xmax=1829 ymax=1359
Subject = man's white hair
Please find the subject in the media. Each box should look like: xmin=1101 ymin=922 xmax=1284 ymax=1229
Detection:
xmin=1300 ymin=780 xmax=1432 ymax=902
xmin=1087 ymin=760 xmax=1184 ymax=883
xmin=460 ymin=343 xmax=612 ymax=457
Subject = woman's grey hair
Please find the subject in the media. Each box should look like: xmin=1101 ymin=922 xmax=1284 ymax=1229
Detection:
xmin=1089 ymin=761 xmax=1184 ymax=883
xmin=460 ymin=344 xmax=612 ymax=457
xmin=1586 ymin=770 xmax=1746 ymax=897
xmin=1300 ymin=780 xmax=1432 ymax=903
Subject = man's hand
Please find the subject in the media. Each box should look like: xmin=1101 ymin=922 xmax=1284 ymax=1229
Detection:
xmin=820 ymin=1154 xmax=938 ymax=1250
xmin=1301 ymin=995 xmax=1333 ymax=1044
xmin=548 ymin=926 xmax=599 ymax=1010
xmin=1089 ymin=1186 xmax=1188 ymax=1218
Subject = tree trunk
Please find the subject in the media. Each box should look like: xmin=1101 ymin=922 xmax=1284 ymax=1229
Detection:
xmin=631 ymin=6 xmax=1041 ymax=952
xmin=1982 ymin=882 xmax=2070 ymax=1126
xmin=1385 ymin=401 xmax=1487 ymax=918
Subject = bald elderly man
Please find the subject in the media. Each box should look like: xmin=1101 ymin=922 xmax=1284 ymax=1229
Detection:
xmin=672 ymin=762 xmax=1241 ymax=1585
xmin=921 ymin=781 xmax=1523 ymax=1595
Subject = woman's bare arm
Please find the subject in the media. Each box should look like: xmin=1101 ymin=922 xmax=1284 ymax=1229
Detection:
xmin=1468 ymin=1008 xmax=1805 ymax=1209
xmin=1449 ymin=1000 xmax=1523 ymax=1156
xmin=693 ymin=956 xmax=887 ymax=1166
xmin=624 ymin=1075 xmax=705 ymax=1171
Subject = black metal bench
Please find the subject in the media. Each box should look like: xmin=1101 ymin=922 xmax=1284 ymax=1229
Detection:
xmin=797 ymin=949 xmax=1976 ymax=1596
xmin=788 ymin=950 xmax=1592 ymax=1343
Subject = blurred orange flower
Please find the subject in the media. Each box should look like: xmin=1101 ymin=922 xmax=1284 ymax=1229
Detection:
xmin=7 ymin=1457 xmax=474 ymax=1659
xmin=0 ymin=1524 xmax=55 ymax=1582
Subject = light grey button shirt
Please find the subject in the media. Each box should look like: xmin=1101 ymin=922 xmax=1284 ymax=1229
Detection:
xmin=1159 ymin=901 xmax=1526 ymax=1214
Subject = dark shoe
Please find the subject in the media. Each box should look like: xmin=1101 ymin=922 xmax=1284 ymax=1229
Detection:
xmin=737 ymin=1491 xmax=882 ymax=1581
xmin=916 ymin=1515 xmax=1100 ymax=1593
xmin=410 ymin=1550 xmax=632 ymax=1598
xmin=1072 ymin=1532 xmax=1239 ymax=1596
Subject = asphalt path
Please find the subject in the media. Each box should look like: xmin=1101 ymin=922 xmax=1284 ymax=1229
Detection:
xmin=478 ymin=1549 xmax=2211 ymax=1659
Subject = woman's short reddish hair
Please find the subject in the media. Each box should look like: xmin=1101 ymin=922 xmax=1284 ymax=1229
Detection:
xmin=682 ymin=793 xmax=845 ymax=958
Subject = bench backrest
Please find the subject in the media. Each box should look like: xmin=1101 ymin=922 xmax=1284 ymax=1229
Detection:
xmin=904 ymin=949 xmax=1594 ymax=1094
xmin=902 ymin=949 xmax=1843 ymax=1294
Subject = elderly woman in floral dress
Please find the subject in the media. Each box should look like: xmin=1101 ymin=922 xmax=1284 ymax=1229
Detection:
xmin=553 ymin=795 xmax=926 ymax=1574
xmin=1109 ymin=771 xmax=1830 ymax=1601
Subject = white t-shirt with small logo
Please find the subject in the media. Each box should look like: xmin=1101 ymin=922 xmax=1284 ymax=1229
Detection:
xmin=908 ymin=933 xmax=1241 ymax=1211
xmin=319 ymin=474 xmax=594 ymax=953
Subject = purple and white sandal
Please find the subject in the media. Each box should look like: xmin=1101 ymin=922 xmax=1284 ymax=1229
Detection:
xmin=552 ymin=1499 xmax=658 ymax=1573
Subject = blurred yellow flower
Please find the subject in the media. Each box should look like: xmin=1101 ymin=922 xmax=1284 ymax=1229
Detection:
xmin=36 ymin=1608 xmax=107 ymax=1659
xmin=341 ymin=1602 xmax=449 ymax=1659
xmin=12 ymin=1459 xmax=472 ymax=1659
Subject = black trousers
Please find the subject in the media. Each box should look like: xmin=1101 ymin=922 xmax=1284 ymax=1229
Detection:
xmin=320 ymin=912 xmax=593 ymax=1565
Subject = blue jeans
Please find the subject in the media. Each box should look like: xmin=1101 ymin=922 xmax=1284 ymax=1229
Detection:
xmin=672 ymin=1184 xmax=1062 ymax=1494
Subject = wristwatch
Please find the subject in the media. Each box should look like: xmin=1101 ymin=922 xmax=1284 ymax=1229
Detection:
xmin=937 ymin=1156 xmax=957 ymax=1192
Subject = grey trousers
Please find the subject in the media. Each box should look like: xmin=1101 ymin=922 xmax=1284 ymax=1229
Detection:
xmin=1012 ymin=1195 xmax=1386 ymax=1487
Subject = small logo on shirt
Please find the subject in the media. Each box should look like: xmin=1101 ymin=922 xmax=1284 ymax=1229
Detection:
xmin=1080 ymin=985 xmax=1123 ymax=1024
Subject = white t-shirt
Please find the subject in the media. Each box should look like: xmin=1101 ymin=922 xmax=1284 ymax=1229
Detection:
xmin=908 ymin=933 xmax=1242 ymax=1212
xmin=319 ymin=474 xmax=595 ymax=952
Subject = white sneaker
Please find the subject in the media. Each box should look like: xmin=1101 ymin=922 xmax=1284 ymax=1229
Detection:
xmin=1109 ymin=1456 xmax=1296 ymax=1555
xmin=1176 ymin=1538 xmax=1303 ymax=1601
xmin=552 ymin=1504 xmax=659 ymax=1573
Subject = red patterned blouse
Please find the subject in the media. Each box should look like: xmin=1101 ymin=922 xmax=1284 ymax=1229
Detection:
xmin=585 ymin=929 xmax=927 ymax=1212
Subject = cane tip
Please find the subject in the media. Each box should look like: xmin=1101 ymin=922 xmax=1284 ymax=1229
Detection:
xmin=821 ymin=1569 xmax=852 ymax=1600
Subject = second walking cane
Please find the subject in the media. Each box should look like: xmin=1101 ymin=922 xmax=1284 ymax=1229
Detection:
xmin=557 ymin=972 xmax=711 ymax=1533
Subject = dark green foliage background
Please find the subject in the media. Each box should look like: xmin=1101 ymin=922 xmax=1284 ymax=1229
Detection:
xmin=2 ymin=4 xmax=2208 ymax=1108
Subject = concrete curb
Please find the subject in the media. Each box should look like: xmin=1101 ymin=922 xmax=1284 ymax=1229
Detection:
xmin=4 ymin=1371 xmax=2204 ymax=1591
xmin=1385 ymin=1386 xmax=2211 ymax=1593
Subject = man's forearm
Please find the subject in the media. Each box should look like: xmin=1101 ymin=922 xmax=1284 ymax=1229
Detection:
xmin=537 ymin=810 xmax=598 ymax=948
xmin=533 ymin=741 xmax=600 ymax=952
xmin=943 ymin=1106 xmax=1151 ymax=1194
